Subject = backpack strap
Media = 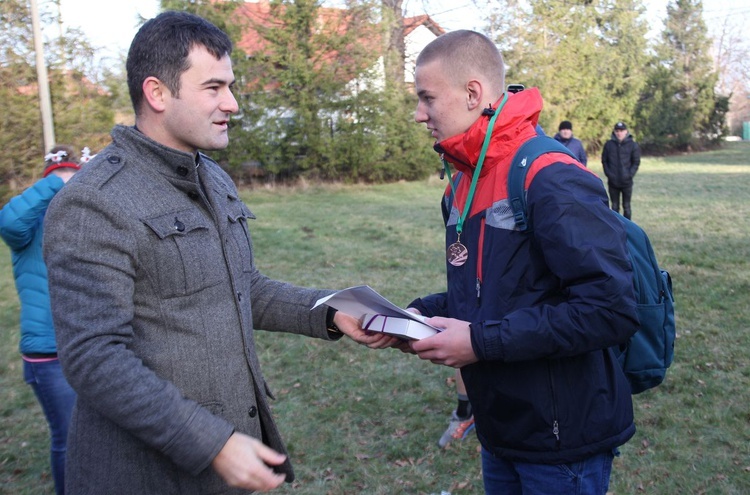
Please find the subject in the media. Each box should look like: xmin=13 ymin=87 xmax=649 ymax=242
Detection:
xmin=508 ymin=136 xmax=579 ymax=231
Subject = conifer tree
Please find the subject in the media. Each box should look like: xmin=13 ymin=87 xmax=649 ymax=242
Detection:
xmin=0 ymin=0 xmax=114 ymax=202
xmin=161 ymin=0 xmax=435 ymax=183
xmin=489 ymin=0 xmax=648 ymax=150
xmin=635 ymin=0 xmax=727 ymax=151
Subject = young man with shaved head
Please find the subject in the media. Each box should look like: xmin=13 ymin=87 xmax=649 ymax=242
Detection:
xmin=407 ymin=30 xmax=639 ymax=494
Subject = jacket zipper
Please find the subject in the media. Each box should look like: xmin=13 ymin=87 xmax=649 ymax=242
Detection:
xmin=476 ymin=217 xmax=486 ymax=306
xmin=434 ymin=143 xmax=472 ymax=170
xmin=548 ymin=362 xmax=560 ymax=447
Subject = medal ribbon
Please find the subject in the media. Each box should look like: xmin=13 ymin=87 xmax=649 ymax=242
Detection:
xmin=443 ymin=92 xmax=509 ymax=240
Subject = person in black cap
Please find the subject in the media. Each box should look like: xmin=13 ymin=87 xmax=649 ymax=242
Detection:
xmin=553 ymin=120 xmax=587 ymax=166
xmin=601 ymin=121 xmax=641 ymax=219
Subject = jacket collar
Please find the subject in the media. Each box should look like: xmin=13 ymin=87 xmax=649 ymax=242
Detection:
xmin=109 ymin=125 xmax=240 ymax=199
xmin=610 ymin=132 xmax=633 ymax=143
xmin=434 ymin=88 xmax=544 ymax=177
xmin=111 ymin=125 xmax=201 ymax=186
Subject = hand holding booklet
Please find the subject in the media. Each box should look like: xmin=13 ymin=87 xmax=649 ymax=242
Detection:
xmin=312 ymin=285 xmax=440 ymax=340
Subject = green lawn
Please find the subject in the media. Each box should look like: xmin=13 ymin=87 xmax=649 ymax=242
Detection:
xmin=2 ymin=142 xmax=749 ymax=494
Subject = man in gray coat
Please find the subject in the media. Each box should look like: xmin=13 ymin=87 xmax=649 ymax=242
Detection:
xmin=43 ymin=11 xmax=395 ymax=494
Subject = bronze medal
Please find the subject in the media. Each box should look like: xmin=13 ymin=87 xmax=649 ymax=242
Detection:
xmin=447 ymin=241 xmax=468 ymax=266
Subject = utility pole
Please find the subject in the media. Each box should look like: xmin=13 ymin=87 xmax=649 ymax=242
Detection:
xmin=30 ymin=0 xmax=56 ymax=151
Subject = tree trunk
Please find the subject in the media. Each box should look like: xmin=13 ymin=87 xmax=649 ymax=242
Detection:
xmin=382 ymin=0 xmax=405 ymax=90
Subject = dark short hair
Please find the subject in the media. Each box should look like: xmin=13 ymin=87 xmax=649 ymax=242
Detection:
xmin=126 ymin=11 xmax=233 ymax=115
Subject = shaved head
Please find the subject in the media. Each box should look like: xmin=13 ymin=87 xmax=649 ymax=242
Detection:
xmin=416 ymin=30 xmax=505 ymax=95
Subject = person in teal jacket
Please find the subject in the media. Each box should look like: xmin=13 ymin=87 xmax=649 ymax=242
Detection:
xmin=0 ymin=145 xmax=83 ymax=495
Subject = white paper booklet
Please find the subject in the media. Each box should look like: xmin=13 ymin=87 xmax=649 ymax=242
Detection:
xmin=312 ymin=285 xmax=440 ymax=339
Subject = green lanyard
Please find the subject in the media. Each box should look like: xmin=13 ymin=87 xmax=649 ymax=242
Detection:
xmin=443 ymin=92 xmax=509 ymax=239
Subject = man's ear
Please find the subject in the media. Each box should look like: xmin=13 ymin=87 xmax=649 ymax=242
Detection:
xmin=142 ymin=76 xmax=168 ymax=113
xmin=466 ymin=80 xmax=483 ymax=111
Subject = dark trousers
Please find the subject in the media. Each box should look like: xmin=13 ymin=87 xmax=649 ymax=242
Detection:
xmin=608 ymin=183 xmax=633 ymax=219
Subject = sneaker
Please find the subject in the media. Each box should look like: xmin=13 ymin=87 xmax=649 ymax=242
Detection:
xmin=438 ymin=410 xmax=475 ymax=448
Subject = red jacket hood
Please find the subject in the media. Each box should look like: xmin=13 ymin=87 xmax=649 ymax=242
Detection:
xmin=435 ymin=88 xmax=543 ymax=177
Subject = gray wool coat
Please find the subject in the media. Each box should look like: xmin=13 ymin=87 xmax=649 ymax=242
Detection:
xmin=43 ymin=125 xmax=338 ymax=494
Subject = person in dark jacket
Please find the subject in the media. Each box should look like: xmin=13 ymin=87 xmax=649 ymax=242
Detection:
xmin=601 ymin=121 xmax=641 ymax=219
xmin=407 ymin=30 xmax=639 ymax=494
xmin=437 ymin=85 xmax=549 ymax=450
xmin=0 ymin=145 xmax=82 ymax=495
xmin=554 ymin=120 xmax=587 ymax=166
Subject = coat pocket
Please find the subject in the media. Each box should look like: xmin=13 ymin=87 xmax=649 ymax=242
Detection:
xmin=226 ymin=201 xmax=256 ymax=273
xmin=141 ymin=209 xmax=225 ymax=298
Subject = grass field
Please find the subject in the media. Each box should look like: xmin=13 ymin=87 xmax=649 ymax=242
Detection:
xmin=1 ymin=142 xmax=749 ymax=494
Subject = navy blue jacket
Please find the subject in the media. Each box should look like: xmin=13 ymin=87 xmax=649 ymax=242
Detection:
xmin=553 ymin=133 xmax=588 ymax=166
xmin=410 ymin=89 xmax=638 ymax=464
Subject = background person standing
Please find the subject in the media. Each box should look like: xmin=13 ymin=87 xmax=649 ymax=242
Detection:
xmin=602 ymin=121 xmax=641 ymax=219
xmin=554 ymin=120 xmax=587 ymax=166
xmin=0 ymin=145 xmax=82 ymax=495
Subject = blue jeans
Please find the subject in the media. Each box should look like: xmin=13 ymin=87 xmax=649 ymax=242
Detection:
xmin=23 ymin=359 xmax=76 ymax=495
xmin=481 ymin=447 xmax=614 ymax=495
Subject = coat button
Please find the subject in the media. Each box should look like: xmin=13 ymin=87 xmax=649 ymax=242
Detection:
xmin=176 ymin=166 xmax=189 ymax=176
xmin=248 ymin=406 xmax=257 ymax=418
xmin=173 ymin=218 xmax=185 ymax=232
xmin=107 ymin=155 xmax=121 ymax=164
